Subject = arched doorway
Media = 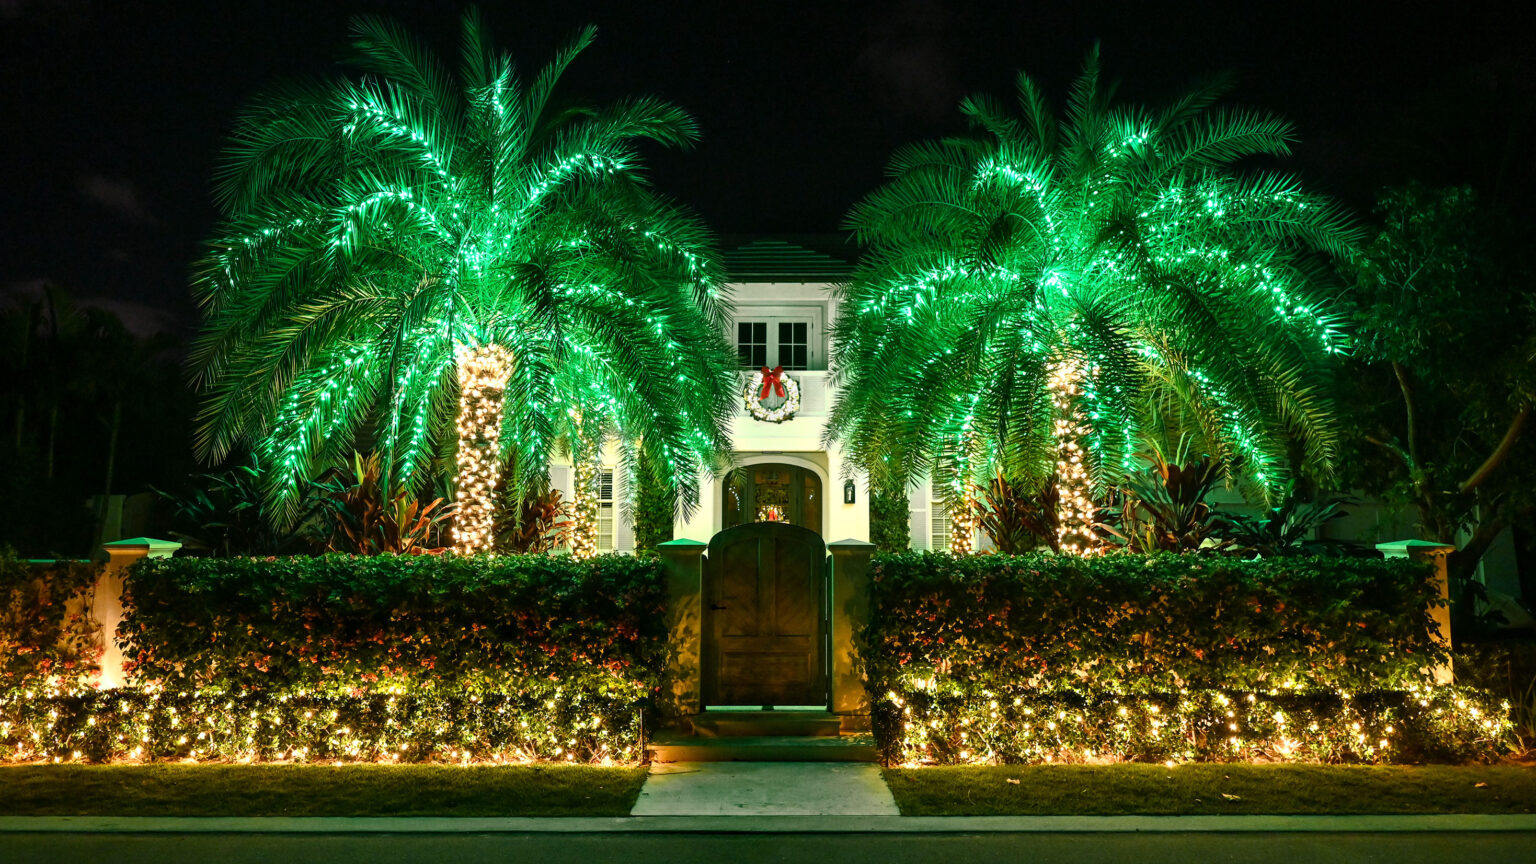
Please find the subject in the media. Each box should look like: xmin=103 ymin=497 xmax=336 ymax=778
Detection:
xmin=721 ymin=463 xmax=823 ymax=535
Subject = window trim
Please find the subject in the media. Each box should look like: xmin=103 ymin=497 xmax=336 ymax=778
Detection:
xmin=729 ymin=303 xmax=826 ymax=371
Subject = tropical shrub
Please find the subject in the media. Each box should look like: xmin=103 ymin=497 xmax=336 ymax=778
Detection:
xmin=975 ymin=472 xmax=1058 ymax=553
xmin=313 ymin=451 xmax=453 ymax=555
xmin=868 ymin=478 xmax=912 ymax=553
xmin=495 ymin=486 xmax=573 ymax=554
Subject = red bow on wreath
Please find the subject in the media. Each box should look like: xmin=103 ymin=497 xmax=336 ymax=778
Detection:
xmin=759 ymin=366 xmax=786 ymax=400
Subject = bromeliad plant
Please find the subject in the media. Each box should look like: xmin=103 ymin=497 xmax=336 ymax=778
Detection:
xmin=829 ymin=47 xmax=1359 ymax=541
xmin=189 ymin=10 xmax=738 ymax=552
xmin=313 ymin=451 xmax=453 ymax=555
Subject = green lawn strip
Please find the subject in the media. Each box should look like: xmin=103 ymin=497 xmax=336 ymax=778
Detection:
xmin=0 ymin=764 xmax=648 ymax=817
xmin=883 ymin=764 xmax=1536 ymax=816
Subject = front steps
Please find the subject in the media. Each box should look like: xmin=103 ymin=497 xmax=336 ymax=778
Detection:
xmin=648 ymin=710 xmax=878 ymax=763
xmin=690 ymin=710 xmax=843 ymax=738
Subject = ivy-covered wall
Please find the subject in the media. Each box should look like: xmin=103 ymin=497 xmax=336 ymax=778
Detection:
xmin=862 ymin=552 xmax=1513 ymax=764
xmin=0 ymin=549 xmax=99 ymax=692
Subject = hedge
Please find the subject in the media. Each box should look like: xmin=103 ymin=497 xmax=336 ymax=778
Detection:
xmin=0 ymin=549 xmax=99 ymax=692
xmin=118 ymin=553 xmax=666 ymax=698
xmin=3 ymin=553 xmax=666 ymax=764
xmin=863 ymin=552 xmax=1513 ymax=764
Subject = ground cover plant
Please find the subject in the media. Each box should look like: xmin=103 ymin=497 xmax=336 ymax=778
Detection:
xmin=883 ymin=764 xmax=1536 ymax=816
xmin=0 ymin=764 xmax=647 ymax=816
xmin=863 ymin=552 xmax=1515 ymax=765
xmin=0 ymin=553 xmax=667 ymax=764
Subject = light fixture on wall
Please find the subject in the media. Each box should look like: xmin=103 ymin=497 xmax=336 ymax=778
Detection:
xmin=843 ymin=479 xmax=857 ymax=505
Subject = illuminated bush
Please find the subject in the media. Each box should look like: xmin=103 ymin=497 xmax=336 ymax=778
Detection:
xmin=117 ymin=553 xmax=665 ymax=697
xmin=1 ymin=553 xmax=664 ymax=764
xmin=863 ymin=552 xmax=1514 ymax=764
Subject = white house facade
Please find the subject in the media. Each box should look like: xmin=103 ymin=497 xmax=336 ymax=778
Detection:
xmin=546 ymin=236 xmax=964 ymax=554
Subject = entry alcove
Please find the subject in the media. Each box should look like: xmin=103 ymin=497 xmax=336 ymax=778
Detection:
xmin=721 ymin=463 xmax=822 ymax=535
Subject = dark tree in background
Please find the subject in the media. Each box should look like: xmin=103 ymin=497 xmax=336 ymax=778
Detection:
xmin=1340 ymin=184 xmax=1535 ymax=608
xmin=0 ymin=286 xmax=193 ymax=557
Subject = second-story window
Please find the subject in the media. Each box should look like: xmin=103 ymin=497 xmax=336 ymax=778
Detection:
xmin=736 ymin=315 xmax=817 ymax=370
xmin=778 ymin=322 xmax=808 ymax=370
xmin=737 ymin=322 xmax=768 ymax=368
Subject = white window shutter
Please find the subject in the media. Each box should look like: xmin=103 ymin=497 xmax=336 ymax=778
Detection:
xmin=550 ymin=464 xmax=572 ymax=502
xmin=908 ymin=478 xmax=929 ymax=551
xmin=615 ymin=467 xmax=634 ymax=553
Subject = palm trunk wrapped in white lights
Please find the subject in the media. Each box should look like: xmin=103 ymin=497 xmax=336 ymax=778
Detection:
xmin=948 ymin=480 xmax=979 ymax=556
xmin=570 ymin=455 xmax=601 ymax=560
xmin=1048 ymin=358 xmax=1098 ymax=555
xmin=452 ymin=344 xmax=514 ymax=554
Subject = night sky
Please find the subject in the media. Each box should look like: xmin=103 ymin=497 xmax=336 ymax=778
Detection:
xmin=1 ymin=0 xmax=1527 ymax=335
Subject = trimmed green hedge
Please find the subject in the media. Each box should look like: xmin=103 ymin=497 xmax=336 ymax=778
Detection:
xmin=861 ymin=553 xmax=1512 ymax=764
xmin=863 ymin=552 xmax=1447 ymax=695
xmin=118 ymin=553 xmax=666 ymax=699
xmin=0 ymin=553 xmax=675 ymax=763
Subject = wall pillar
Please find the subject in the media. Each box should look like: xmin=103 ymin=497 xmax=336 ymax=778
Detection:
xmin=828 ymin=538 xmax=875 ymax=729
xmin=94 ymin=537 xmax=180 ymax=689
xmin=1377 ymin=538 xmax=1455 ymax=685
xmin=657 ymin=538 xmax=706 ymax=720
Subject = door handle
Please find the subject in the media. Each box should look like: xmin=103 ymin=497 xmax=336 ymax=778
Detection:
xmin=710 ymin=603 xmax=728 ymax=610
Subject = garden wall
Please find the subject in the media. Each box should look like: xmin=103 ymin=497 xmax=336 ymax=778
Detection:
xmin=863 ymin=552 xmax=1514 ymax=765
xmin=1 ymin=553 xmax=667 ymax=763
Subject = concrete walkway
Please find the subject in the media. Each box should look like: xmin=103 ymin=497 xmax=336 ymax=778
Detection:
xmin=630 ymin=762 xmax=900 ymax=816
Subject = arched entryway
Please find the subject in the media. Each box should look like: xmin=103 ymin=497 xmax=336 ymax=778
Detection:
xmin=702 ymin=521 xmax=829 ymax=708
xmin=721 ymin=462 xmax=823 ymax=535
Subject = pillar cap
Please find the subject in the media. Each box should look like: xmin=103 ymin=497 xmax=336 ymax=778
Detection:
xmin=828 ymin=538 xmax=877 ymax=550
xmin=1376 ymin=539 xmax=1455 ymax=555
xmin=657 ymin=538 xmax=708 ymax=548
xmin=102 ymin=537 xmax=182 ymax=554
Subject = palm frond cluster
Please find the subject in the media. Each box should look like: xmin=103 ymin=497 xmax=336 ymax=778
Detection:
xmin=190 ymin=11 xmax=738 ymax=525
xmin=829 ymin=48 xmax=1360 ymax=508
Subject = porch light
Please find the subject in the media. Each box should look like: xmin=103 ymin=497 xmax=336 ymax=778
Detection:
xmin=843 ymin=480 xmax=856 ymax=504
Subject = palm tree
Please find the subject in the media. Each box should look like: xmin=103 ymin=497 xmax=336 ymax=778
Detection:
xmin=190 ymin=11 xmax=738 ymax=552
xmin=827 ymin=48 xmax=1359 ymax=552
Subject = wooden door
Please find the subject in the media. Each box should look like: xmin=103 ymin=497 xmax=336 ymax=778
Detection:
xmin=703 ymin=522 xmax=828 ymax=707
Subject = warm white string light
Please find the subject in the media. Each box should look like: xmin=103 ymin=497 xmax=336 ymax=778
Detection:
xmin=452 ymin=344 xmax=514 ymax=554
xmin=949 ymin=480 xmax=978 ymax=555
xmin=571 ymin=455 xmax=600 ymax=560
xmin=1048 ymin=358 xmax=1098 ymax=555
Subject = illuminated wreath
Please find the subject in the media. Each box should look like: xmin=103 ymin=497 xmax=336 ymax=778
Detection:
xmin=744 ymin=365 xmax=801 ymax=423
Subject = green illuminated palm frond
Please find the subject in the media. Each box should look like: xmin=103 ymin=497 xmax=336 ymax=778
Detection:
xmin=829 ymin=48 xmax=1360 ymax=501
xmin=192 ymin=10 xmax=737 ymax=523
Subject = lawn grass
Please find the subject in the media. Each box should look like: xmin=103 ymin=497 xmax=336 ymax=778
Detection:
xmin=0 ymin=764 xmax=648 ymax=817
xmin=883 ymin=764 xmax=1536 ymax=816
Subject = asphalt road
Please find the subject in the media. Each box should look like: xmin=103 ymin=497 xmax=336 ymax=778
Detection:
xmin=3 ymin=832 xmax=1535 ymax=863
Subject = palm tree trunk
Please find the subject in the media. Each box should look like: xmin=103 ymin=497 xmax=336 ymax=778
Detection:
xmin=571 ymin=452 xmax=600 ymax=560
xmin=450 ymin=345 xmax=514 ymax=554
xmin=1048 ymin=358 xmax=1097 ymax=555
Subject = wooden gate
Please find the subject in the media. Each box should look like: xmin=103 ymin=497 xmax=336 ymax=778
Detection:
xmin=702 ymin=522 xmax=828 ymax=707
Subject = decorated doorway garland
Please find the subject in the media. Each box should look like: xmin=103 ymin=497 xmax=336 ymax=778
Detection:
xmin=743 ymin=365 xmax=801 ymax=423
